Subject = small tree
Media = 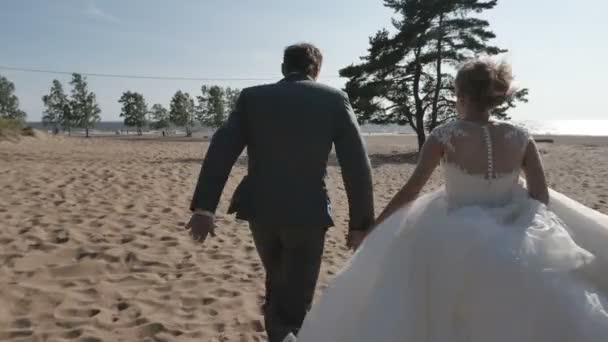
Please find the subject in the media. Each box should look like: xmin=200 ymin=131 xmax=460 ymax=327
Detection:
xmin=195 ymin=85 xmax=210 ymax=126
xmin=119 ymin=91 xmax=148 ymax=135
xmin=69 ymin=73 xmax=101 ymax=137
xmin=149 ymin=103 xmax=170 ymax=132
xmin=42 ymin=80 xmax=70 ymax=134
xmin=170 ymin=90 xmax=195 ymax=137
xmin=225 ymin=87 xmax=241 ymax=114
xmin=0 ymin=75 xmax=26 ymax=123
xmin=196 ymin=85 xmax=228 ymax=129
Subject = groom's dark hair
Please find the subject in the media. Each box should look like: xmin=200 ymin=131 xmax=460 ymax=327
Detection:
xmin=283 ymin=43 xmax=323 ymax=76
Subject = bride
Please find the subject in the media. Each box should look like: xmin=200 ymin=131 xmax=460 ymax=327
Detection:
xmin=296 ymin=59 xmax=608 ymax=341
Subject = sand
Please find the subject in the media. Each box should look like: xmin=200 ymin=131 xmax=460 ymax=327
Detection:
xmin=1 ymin=134 xmax=607 ymax=341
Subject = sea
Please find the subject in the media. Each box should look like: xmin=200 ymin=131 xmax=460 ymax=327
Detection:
xmin=27 ymin=120 xmax=608 ymax=137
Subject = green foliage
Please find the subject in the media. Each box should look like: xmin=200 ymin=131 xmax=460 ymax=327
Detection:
xmin=169 ymin=90 xmax=195 ymax=136
xmin=196 ymin=85 xmax=240 ymax=128
xmin=119 ymin=91 xmax=148 ymax=135
xmin=340 ymin=0 xmax=528 ymax=149
xmin=42 ymin=79 xmax=71 ymax=134
xmin=0 ymin=75 xmax=27 ymax=123
xmin=149 ymin=103 xmax=170 ymax=131
xmin=225 ymin=87 xmax=240 ymax=114
xmin=69 ymin=73 xmax=101 ymax=137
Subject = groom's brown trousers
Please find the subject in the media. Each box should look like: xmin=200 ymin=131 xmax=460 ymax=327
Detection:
xmin=249 ymin=223 xmax=326 ymax=342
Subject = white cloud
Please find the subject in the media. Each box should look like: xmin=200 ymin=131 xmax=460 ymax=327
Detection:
xmin=85 ymin=0 xmax=118 ymax=23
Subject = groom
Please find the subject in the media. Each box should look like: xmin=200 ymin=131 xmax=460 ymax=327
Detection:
xmin=186 ymin=43 xmax=375 ymax=342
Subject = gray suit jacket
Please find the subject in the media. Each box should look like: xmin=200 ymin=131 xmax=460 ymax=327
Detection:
xmin=190 ymin=73 xmax=374 ymax=231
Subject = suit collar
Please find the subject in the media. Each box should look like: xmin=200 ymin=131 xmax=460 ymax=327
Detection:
xmin=279 ymin=72 xmax=315 ymax=83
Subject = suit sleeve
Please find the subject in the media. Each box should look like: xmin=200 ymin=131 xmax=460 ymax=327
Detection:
xmin=190 ymin=90 xmax=248 ymax=212
xmin=333 ymin=92 xmax=375 ymax=231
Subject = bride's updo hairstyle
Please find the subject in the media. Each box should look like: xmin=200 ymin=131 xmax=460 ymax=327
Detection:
xmin=455 ymin=58 xmax=515 ymax=111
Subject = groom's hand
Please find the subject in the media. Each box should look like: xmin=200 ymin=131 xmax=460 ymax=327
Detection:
xmin=185 ymin=213 xmax=216 ymax=243
xmin=346 ymin=230 xmax=367 ymax=251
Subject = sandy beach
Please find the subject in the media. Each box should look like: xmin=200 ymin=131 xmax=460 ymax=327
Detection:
xmin=1 ymin=133 xmax=607 ymax=341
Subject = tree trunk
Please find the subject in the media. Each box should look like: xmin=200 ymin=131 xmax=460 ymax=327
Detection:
xmin=430 ymin=13 xmax=444 ymax=130
xmin=412 ymin=46 xmax=426 ymax=151
xmin=416 ymin=127 xmax=426 ymax=151
xmin=85 ymin=127 xmax=89 ymax=138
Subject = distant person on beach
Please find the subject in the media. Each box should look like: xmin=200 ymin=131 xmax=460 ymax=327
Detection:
xmin=186 ymin=43 xmax=374 ymax=342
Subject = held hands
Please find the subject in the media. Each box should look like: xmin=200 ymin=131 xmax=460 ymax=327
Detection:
xmin=346 ymin=217 xmax=386 ymax=251
xmin=185 ymin=213 xmax=216 ymax=243
xmin=346 ymin=230 xmax=368 ymax=251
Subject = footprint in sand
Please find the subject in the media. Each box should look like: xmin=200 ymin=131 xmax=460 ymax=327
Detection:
xmin=120 ymin=235 xmax=135 ymax=244
xmin=60 ymin=328 xmax=83 ymax=339
xmin=53 ymin=230 xmax=70 ymax=244
xmin=202 ymin=297 xmax=217 ymax=305
xmin=0 ymin=237 xmax=14 ymax=244
xmin=56 ymin=307 xmax=101 ymax=319
xmin=89 ymin=221 xmax=104 ymax=228
xmin=213 ymin=322 xmax=226 ymax=333
xmin=211 ymin=288 xmax=241 ymax=298
xmin=117 ymin=302 xmax=129 ymax=311
xmin=206 ymin=308 xmax=220 ymax=317
xmin=75 ymin=250 xmax=99 ymax=261
xmin=5 ymin=330 xmax=34 ymax=339
xmin=12 ymin=317 xmax=32 ymax=329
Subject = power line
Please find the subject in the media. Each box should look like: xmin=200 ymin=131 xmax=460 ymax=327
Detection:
xmin=0 ymin=65 xmax=344 ymax=81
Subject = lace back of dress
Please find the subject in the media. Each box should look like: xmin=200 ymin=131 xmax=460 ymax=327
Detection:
xmin=431 ymin=120 xmax=530 ymax=207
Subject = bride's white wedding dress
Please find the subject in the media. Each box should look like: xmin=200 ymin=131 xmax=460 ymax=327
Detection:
xmin=297 ymin=120 xmax=608 ymax=342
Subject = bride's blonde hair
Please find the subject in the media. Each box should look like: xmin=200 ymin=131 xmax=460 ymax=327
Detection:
xmin=455 ymin=58 xmax=515 ymax=111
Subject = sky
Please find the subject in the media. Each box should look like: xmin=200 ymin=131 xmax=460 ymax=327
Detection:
xmin=1 ymin=0 xmax=607 ymax=122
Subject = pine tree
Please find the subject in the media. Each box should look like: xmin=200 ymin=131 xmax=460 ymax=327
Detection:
xmin=169 ymin=91 xmax=195 ymax=137
xmin=0 ymin=75 xmax=27 ymax=123
xmin=69 ymin=73 xmax=101 ymax=138
xmin=119 ymin=91 xmax=148 ymax=135
xmin=42 ymin=80 xmax=70 ymax=134
xmin=341 ymin=0 xmax=528 ymax=150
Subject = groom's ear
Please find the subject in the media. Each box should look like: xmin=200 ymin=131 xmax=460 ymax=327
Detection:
xmin=281 ymin=63 xmax=287 ymax=77
xmin=311 ymin=65 xmax=320 ymax=80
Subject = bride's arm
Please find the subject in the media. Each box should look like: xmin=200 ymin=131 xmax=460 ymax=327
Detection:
xmin=522 ymin=139 xmax=549 ymax=204
xmin=374 ymin=136 xmax=443 ymax=226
